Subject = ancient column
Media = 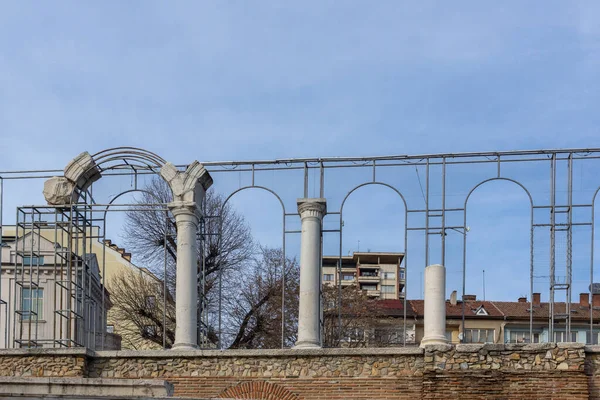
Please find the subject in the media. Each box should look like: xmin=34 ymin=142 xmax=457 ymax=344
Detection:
xmin=420 ymin=264 xmax=449 ymax=347
xmin=161 ymin=161 xmax=212 ymax=350
xmin=294 ymin=198 xmax=327 ymax=349
xmin=169 ymin=203 xmax=201 ymax=349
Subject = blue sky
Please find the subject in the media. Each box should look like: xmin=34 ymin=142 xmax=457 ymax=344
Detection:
xmin=1 ymin=1 xmax=600 ymax=301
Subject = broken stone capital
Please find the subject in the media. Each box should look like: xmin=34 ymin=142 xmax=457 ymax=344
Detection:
xmin=43 ymin=177 xmax=77 ymax=205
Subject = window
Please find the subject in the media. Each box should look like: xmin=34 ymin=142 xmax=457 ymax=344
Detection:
xmin=361 ymin=271 xmax=378 ymax=277
xmin=383 ymin=272 xmax=395 ymax=280
xmin=342 ymin=274 xmax=354 ymax=281
xmin=399 ymin=270 xmax=405 ymax=280
xmin=554 ymin=331 xmax=577 ymax=343
xmin=106 ymin=325 xmax=115 ymax=334
xmin=323 ymin=274 xmax=334 ymax=281
xmin=509 ymin=331 xmax=540 ymax=344
xmin=445 ymin=331 xmax=453 ymax=342
xmin=22 ymin=256 xmax=44 ymax=265
xmin=361 ymin=284 xmax=377 ymax=291
xmin=464 ymin=329 xmax=494 ymax=343
xmin=381 ymin=285 xmax=395 ymax=293
xmin=145 ymin=296 xmax=156 ymax=309
xmin=143 ymin=325 xmax=157 ymax=337
xmin=587 ymin=331 xmax=600 ymax=345
xmin=21 ymin=288 xmax=43 ymax=320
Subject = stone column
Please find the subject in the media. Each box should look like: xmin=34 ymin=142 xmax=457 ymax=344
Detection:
xmin=161 ymin=161 xmax=213 ymax=350
xmin=294 ymin=198 xmax=327 ymax=349
xmin=420 ymin=264 xmax=449 ymax=347
xmin=169 ymin=202 xmax=200 ymax=350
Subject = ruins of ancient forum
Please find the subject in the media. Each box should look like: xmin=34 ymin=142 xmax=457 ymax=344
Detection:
xmin=2 ymin=147 xmax=600 ymax=399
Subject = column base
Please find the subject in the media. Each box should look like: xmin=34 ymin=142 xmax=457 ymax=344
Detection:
xmin=419 ymin=335 xmax=449 ymax=348
xmin=292 ymin=340 xmax=321 ymax=349
xmin=171 ymin=342 xmax=199 ymax=350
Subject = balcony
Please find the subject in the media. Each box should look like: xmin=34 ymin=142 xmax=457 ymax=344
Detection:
xmin=340 ymin=279 xmax=355 ymax=286
xmin=357 ymin=275 xmax=380 ymax=283
xmin=366 ymin=290 xmax=381 ymax=297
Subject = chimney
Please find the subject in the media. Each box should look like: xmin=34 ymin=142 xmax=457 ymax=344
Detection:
xmin=518 ymin=296 xmax=527 ymax=303
xmin=463 ymin=294 xmax=476 ymax=301
xmin=450 ymin=290 xmax=457 ymax=306
xmin=580 ymin=293 xmax=590 ymax=308
xmin=593 ymin=293 xmax=600 ymax=308
xmin=533 ymin=293 xmax=541 ymax=307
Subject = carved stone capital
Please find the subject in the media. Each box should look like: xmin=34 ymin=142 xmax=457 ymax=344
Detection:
xmin=160 ymin=161 xmax=213 ymax=204
xmin=168 ymin=201 xmax=200 ymax=223
xmin=43 ymin=176 xmax=77 ymax=205
xmin=297 ymin=198 xmax=327 ymax=220
xmin=64 ymin=151 xmax=101 ymax=191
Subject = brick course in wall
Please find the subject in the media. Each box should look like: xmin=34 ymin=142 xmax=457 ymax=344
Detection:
xmin=1 ymin=344 xmax=599 ymax=399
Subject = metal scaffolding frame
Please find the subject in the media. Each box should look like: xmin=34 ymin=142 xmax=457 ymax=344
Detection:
xmin=1 ymin=147 xmax=600 ymax=348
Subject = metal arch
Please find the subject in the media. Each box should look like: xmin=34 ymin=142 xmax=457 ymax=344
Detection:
xmin=99 ymin=189 xmax=167 ymax=223
xmin=340 ymin=182 xmax=409 ymax=211
xmin=92 ymin=147 xmax=167 ymax=166
xmin=216 ymin=185 xmax=288 ymax=349
xmin=337 ymin=181 xmax=410 ymax=346
xmin=461 ymin=177 xmax=535 ymax=343
xmin=98 ymin=188 xmax=170 ymax=349
xmin=220 ymin=186 xmax=287 ymax=214
xmin=463 ymin=177 xmax=534 ymax=208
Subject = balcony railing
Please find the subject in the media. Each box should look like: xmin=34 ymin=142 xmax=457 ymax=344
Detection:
xmin=357 ymin=275 xmax=380 ymax=283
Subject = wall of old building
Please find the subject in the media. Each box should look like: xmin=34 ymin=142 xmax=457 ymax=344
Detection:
xmin=0 ymin=344 xmax=598 ymax=399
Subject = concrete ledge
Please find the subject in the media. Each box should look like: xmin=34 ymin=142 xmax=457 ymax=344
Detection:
xmin=94 ymin=346 xmax=424 ymax=358
xmin=585 ymin=345 xmax=600 ymax=353
xmin=0 ymin=377 xmax=173 ymax=398
xmin=0 ymin=348 xmax=92 ymax=357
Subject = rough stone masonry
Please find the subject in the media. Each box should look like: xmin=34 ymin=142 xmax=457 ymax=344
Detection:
xmin=1 ymin=343 xmax=599 ymax=399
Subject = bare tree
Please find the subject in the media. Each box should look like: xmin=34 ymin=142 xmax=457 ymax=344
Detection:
xmin=322 ymin=284 xmax=383 ymax=348
xmin=107 ymin=268 xmax=176 ymax=349
xmin=224 ymin=246 xmax=299 ymax=349
xmin=112 ymin=177 xmax=296 ymax=349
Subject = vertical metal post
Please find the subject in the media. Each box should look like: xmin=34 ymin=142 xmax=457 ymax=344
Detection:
xmin=530 ymin=204 xmax=534 ymax=342
xmin=591 ymin=192 xmax=596 ymax=344
xmin=566 ymin=154 xmax=573 ymax=336
xmin=549 ymin=154 xmax=556 ymax=341
xmin=338 ymin=213 xmax=343 ymax=345
xmin=303 ymin=163 xmax=309 ymax=198
xmin=281 ymin=212 xmax=286 ymax=348
xmin=461 ymin=208 xmax=467 ymax=342
xmin=163 ymin=210 xmax=168 ymax=349
xmin=425 ymin=160 xmax=430 ymax=266
xmin=319 ymin=162 xmax=325 ymax=199
xmin=441 ymin=158 xmax=446 ymax=266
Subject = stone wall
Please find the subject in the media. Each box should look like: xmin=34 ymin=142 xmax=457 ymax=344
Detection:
xmin=0 ymin=344 xmax=597 ymax=399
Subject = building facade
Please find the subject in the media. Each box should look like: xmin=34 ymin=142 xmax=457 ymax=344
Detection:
xmin=322 ymin=252 xmax=405 ymax=300
xmin=0 ymin=229 xmax=119 ymax=349
xmin=0 ymin=226 xmax=161 ymax=350
xmin=408 ymin=292 xmax=600 ymax=345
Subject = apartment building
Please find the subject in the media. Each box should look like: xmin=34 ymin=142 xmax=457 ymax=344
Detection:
xmin=322 ymin=252 xmax=405 ymax=300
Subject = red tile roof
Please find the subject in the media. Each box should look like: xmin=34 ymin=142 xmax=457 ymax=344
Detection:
xmin=407 ymin=299 xmax=600 ymax=321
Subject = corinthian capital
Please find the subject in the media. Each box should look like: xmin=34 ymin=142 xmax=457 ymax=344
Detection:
xmin=160 ymin=161 xmax=213 ymax=204
xmin=297 ymin=198 xmax=327 ymax=220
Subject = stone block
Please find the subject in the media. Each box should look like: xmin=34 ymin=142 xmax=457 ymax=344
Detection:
xmin=64 ymin=151 xmax=101 ymax=191
xmin=43 ymin=177 xmax=77 ymax=205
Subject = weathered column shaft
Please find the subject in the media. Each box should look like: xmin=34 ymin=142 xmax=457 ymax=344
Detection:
xmin=294 ymin=198 xmax=326 ymax=349
xmin=420 ymin=264 xmax=448 ymax=347
xmin=170 ymin=203 xmax=200 ymax=350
